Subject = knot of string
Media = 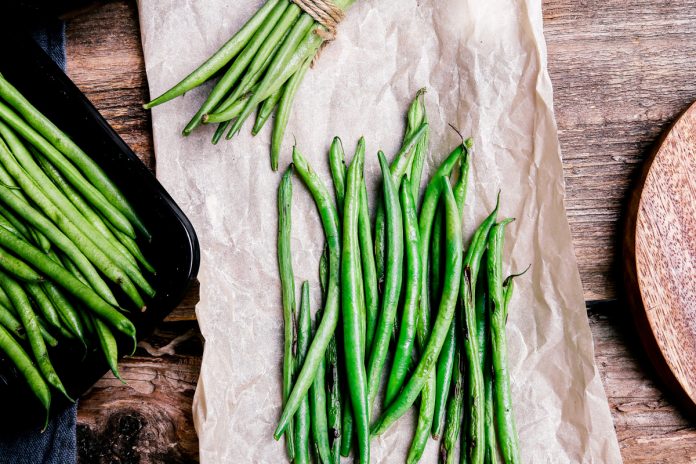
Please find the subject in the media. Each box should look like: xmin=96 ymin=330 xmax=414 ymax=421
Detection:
xmin=292 ymin=0 xmax=345 ymax=40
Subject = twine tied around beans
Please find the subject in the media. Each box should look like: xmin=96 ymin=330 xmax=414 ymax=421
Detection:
xmin=292 ymin=0 xmax=346 ymax=41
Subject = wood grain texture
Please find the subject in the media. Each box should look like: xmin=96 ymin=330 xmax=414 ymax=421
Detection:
xmin=624 ymin=101 xmax=696 ymax=416
xmin=63 ymin=0 xmax=696 ymax=462
xmin=544 ymin=0 xmax=696 ymax=300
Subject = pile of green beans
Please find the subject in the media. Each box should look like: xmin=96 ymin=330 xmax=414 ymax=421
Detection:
xmin=143 ymin=0 xmax=359 ymax=171
xmin=274 ymin=90 xmax=526 ymax=463
xmin=0 ymin=73 xmax=153 ymax=424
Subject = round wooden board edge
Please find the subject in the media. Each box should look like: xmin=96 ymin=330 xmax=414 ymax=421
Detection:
xmin=623 ymin=100 xmax=696 ymax=419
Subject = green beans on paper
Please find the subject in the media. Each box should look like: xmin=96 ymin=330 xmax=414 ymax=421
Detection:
xmin=143 ymin=0 xmax=359 ymax=170
xmin=272 ymin=91 xmax=529 ymax=462
xmin=0 ymin=73 xmax=156 ymax=418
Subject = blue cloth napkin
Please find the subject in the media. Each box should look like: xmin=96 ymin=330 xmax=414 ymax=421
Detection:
xmin=0 ymin=20 xmax=77 ymax=464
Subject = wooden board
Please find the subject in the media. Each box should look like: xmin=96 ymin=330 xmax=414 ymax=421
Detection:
xmin=63 ymin=0 xmax=696 ymax=462
xmin=624 ymin=101 xmax=696 ymax=416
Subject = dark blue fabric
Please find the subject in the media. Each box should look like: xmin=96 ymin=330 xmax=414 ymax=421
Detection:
xmin=0 ymin=20 xmax=77 ymax=464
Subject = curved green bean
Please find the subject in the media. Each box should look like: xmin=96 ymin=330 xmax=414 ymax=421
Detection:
xmin=328 ymin=137 xmax=346 ymax=215
xmin=374 ymin=122 xmax=429 ymax=283
xmin=487 ymin=219 xmax=520 ymax=464
xmin=251 ymin=88 xmax=283 ymax=135
xmin=93 ymin=315 xmax=123 ymax=382
xmin=274 ymin=147 xmax=340 ymax=440
xmin=433 ymin=150 xmax=471 ymax=438
xmin=270 ymin=56 xmax=311 ymax=170
xmin=384 ymin=177 xmax=421 ymax=406
xmin=294 ymin=281 xmax=312 ymax=464
xmin=358 ymin=179 xmax=378 ymax=357
xmin=277 ymin=166 xmax=296 ymax=460
xmin=0 ymin=247 xmax=42 ymax=282
xmin=366 ymin=151 xmax=403 ymax=409
xmin=340 ymin=145 xmax=369 ymax=464
xmin=372 ymin=177 xmax=462 ymax=439
xmin=0 ymin=303 xmax=25 ymax=339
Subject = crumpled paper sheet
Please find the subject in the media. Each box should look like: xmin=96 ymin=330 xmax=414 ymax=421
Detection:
xmin=137 ymin=0 xmax=622 ymax=462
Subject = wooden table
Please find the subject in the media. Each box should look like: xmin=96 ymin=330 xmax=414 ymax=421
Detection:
xmin=65 ymin=1 xmax=696 ymax=462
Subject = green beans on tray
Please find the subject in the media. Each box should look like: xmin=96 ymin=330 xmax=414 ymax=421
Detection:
xmin=0 ymin=73 xmax=154 ymax=424
xmin=143 ymin=0 xmax=359 ymax=171
xmin=274 ymin=90 xmax=528 ymax=463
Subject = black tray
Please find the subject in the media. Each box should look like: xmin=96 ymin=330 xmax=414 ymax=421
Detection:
xmin=0 ymin=30 xmax=200 ymax=430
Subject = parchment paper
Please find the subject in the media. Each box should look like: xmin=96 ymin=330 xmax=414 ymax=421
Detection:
xmin=137 ymin=0 xmax=622 ymax=462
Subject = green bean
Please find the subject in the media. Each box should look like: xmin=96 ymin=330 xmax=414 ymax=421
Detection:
xmin=487 ymin=219 xmax=520 ymax=464
xmin=0 ymin=227 xmax=136 ymax=344
xmin=374 ymin=123 xmax=429 ymax=283
xmin=270 ymin=57 xmax=311 ymax=170
xmin=277 ymin=166 xmax=296 ymax=460
xmin=0 ymin=247 xmax=42 ymax=282
xmin=326 ymin=333 xmax=342 ymax=463
xmin=43 ymin=278 xmax=86 ymax=345
xmin=359 ymin=183 xmax=378 ymax=355
xmin=275 ymin=147 xmax=340 ymax=440
xmin=461 ymin=199 xmax=501 ymax=464
xmin=100 ymin=217 xmax=156 ymax=275
xmin=93 ymin=315 xmax=124 ymax=382
xmin=315 ymin=259 xmax=333 ymax=464
xmin=211 ymin=121 xmax=230 ymax=145
xmin=0 ymin=180 xmax=131 ymax=308
xmin=310 ymin=315 xmax=331 ymax=464
xmin=228 ymin=19 xmax=322 ymax=138
xmin=328 ymin=137 xmax=346 ymax=215
xmin=183 ymin=1 xmax=292 ymax=135
xmin=0 ymin=323 xmax=50 ymax=424
xmin=0 ymin=162 xmax=52 ymax=252
xmin=440 ymin=323 xmax=464 ymax=464
xmin=0 ymin=104 xmax=135 ymax=239
xmin=406 ymin=89 xmax=428 ymax=206
xmin=318 ymin=245 xmax=342 ymax=464
xmin=207 ymin=3 xmax=298 ymax=120
xmin=432 ymin=316 xmax=455 ymax=440
xmin=251 ymin=88 xmax=283 ymax=136
xmin=0 ymin=270 xmax=71 ymax=401
xmin=294 ymin=281 xmax=312 ymax=464
xmin=35 ymin=154 xmax=142 ymax=271
xmin=430 ymin=206 xmax=444 ymax=305
xmin=25 ymin=284 xmax=61 ymax=332
xmin=340 ymin=399 xmax=354 ymax=457
xmin=433 ymin=150 xmax=471 ymax=438
xmin=0 ymin=75 xmax=146 ymax=238
xmin=210 ymin=6 xmax=301 ymax=123
xmin=339 ymin=144 xmax=369 ymax=463
xmin=142 ymin=0 xmax=280 ymax=109
xmin=0 ymin=303 xmax=25 ymax=339
xmin=202 ymin=94 xmax=249 ymax=125
xmin=0 ymin=283 xmax=10 ymax=308
xmin=366 ymin=150 xmax=403 ymax=410
xmin=0 ymin=130 xmax=152 ymax=299
xmin=0 ymin=205 xmax=34 ymax=243
xmin=372 ymin=177 xmax=462 ymax=439
xmin=384 ymin=177 xmax=420 ymax=406
xmin=36 ymin=317 xmax=58 ymax=348
xmin=404 ymin=145 xmax=465 ymax=460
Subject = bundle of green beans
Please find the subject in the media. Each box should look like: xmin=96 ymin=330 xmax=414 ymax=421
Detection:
xmin=273 ymin=90 xmax=527 ymax=463
xmin=143 ymin=0 xmax=358 ymax=171
xmin=0 ymin=73 xmax=154 ymax=424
